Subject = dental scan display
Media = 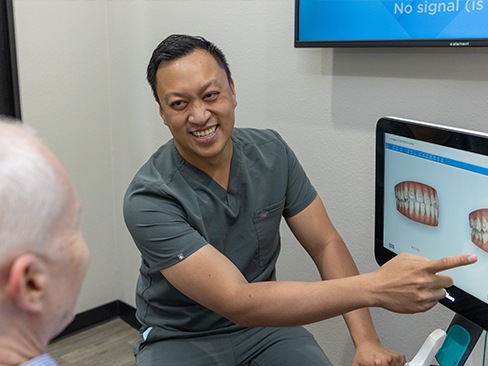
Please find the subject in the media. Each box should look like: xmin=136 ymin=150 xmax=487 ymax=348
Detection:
xmin=375 ymin=116 xmax=488 ymax=331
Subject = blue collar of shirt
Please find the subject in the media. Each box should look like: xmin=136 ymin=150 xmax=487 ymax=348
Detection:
xmin=20 ymin=353 xmax=57 ymax=366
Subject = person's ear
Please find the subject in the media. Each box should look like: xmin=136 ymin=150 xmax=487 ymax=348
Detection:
xmin=7 ymin=253 xmax=47 ymax=313
xmin=229 ymin=78 xmax=237 ymax=108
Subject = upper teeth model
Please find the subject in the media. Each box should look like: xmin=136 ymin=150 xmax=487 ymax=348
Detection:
xmin=394 ymin=181 xmax=439 ymax=226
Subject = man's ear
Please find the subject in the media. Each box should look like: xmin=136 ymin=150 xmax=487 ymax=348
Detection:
xmin=7 ymin=253 xmax=46 ymax=313
xmin=229 ymin=78 xmax=237 ymax=108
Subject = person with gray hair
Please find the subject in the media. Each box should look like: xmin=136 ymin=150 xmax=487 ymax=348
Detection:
xmin=0 ymin=119 xmax=89 ymax=365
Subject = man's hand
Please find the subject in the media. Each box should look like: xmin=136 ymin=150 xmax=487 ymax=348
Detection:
xmin=371 ymin=253 xmax=477 ymax=313
xmin=352 ymin=339 xmax=406 ymax=366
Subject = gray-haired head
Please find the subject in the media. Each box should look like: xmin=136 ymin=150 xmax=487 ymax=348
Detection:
xmin=0 ymin=118 xmax=66 ymax=262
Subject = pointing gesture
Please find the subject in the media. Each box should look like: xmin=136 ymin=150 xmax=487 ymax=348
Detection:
xmin=371 ymin=252 xmax=477 ymax=313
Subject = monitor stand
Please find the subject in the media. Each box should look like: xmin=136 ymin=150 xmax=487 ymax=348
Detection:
xmin=407 ymin=314 xmax=485 ymax=366
xmin=435 ymin=314 xmax=484 ymax=366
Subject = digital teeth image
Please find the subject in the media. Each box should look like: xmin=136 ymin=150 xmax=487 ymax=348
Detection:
xmin=394 ymin=181 xmax=439 ymax=226
xmin=469 ymin=209 xmax=488 ymax=252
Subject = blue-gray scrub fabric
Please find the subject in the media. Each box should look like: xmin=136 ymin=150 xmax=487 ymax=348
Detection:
xmin=124 ymin=128 xmax=330 ymax=365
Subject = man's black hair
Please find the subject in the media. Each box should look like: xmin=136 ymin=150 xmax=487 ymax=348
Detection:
xmin=147 ymin=34 xmax=232 ymax=103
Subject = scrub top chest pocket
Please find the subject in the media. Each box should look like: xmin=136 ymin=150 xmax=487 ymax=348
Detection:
xmin=253 ymin=198 xmax=285 ymax=267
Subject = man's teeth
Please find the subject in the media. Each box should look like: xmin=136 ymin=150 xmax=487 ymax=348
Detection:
xmin=192 ymin=126 xmax=217 ymax=138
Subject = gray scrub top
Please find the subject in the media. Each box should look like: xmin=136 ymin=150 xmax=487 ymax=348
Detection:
xmin=124 ymin=128 xmax=317 ymax=342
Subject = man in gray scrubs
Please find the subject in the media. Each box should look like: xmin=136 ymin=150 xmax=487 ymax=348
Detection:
xmin=124 ymin=34 xmax=476 ymax=366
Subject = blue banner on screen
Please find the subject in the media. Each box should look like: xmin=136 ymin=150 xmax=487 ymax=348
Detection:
xmin=298 ymin=0 xmax=488 ymax=42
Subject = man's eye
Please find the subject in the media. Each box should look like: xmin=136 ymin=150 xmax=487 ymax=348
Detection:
xmin=204 ymin=92 xmax=219 ymax=101
xmin=170 ymin=101 xmax=187 ymax=110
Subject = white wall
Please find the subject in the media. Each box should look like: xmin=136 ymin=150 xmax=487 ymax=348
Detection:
xmin=13 ymin=0 xmax=488 ymax=364
xmin=13 ymin=1 xmax=120 ymax=312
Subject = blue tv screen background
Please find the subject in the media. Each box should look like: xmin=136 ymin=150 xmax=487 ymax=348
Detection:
xmin=297 ymin=0 xmax=488 ymax=43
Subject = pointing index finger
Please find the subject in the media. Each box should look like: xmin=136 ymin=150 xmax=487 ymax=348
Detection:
xmin=425 ymin=254 xmax=478 ymax=274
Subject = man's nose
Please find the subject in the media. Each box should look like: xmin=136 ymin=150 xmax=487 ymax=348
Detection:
xmin=188 ymin=102 xmax=210 ymax=124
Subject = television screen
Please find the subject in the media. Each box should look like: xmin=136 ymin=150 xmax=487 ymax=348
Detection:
xmin=295 ymin=0 xmax=488 ymax=47
xmin=375 ymin=116 xmax=488 ymax=331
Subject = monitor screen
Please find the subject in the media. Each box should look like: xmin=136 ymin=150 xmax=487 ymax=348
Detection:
xmin=295 ymin=0 xmax=488 ymax=47
xmin=375 ymin=116 xmax=488 ymax=330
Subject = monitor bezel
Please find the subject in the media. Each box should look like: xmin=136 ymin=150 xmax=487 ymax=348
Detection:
xmin=375 ymin=116 xmax=488 ymax=331
xmin=294 ymin=0 xmax=488 ymax=48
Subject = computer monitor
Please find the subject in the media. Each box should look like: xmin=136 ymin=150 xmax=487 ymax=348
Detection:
xmin=375 ymin=116 xmax=488 ymax=364
xmin=375 ymin=116 xmax=488 ymax=333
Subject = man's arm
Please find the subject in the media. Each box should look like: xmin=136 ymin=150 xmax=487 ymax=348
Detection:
xmin=161 ymin=196 xmax=475 ymax=329
xmin=161 ymin=241 xmax=374 ymax=327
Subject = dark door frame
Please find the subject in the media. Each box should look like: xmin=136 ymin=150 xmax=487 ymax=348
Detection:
xmin=0 ymin=0 xmax=21 ymax=119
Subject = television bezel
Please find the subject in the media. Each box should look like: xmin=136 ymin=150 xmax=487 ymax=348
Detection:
xmin=375 ymin=116 xmax=488 ymax=331
xmin=294 ymin=0 xmax=488 ymax=48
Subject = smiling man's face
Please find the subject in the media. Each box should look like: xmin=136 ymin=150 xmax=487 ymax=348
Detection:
xmin=156 ymin=49 xmax=237 ymax=168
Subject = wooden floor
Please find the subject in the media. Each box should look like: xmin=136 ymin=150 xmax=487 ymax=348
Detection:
xmin=48 ymin=318 xmax=139 ymax=365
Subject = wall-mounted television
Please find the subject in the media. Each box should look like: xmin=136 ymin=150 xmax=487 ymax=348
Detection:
xmin=295 ymin=0 xmax=488 ymax=48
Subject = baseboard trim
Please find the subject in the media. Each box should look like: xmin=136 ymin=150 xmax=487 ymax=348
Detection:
xmin=118 ymin=300 xmax=141 ymax=329
xmin=53 ymin=300 xmax=140 ymax=342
